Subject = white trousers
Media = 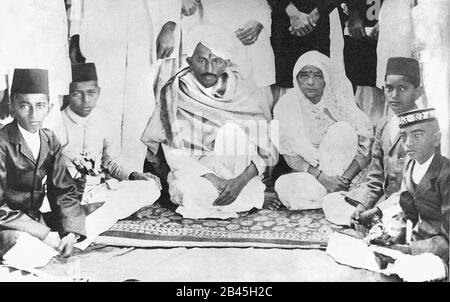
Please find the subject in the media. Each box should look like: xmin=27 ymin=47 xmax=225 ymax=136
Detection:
xmin=75 ymin=179 xmax=160 ymax=250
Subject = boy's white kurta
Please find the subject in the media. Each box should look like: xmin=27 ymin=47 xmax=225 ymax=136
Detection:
xmin=51 ymin=108 xmax=160 ymax=250
xmin=70 ymin=0 xmax=181 ymax=171
xmin=181 ymin=0 xmax=275 ymax=89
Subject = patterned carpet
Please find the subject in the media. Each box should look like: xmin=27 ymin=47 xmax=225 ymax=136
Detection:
xmin=96 ymin=203 xmax=343 ymax=249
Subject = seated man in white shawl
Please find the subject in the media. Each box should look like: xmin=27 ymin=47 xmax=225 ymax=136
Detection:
xmin=141 ymin=25 xmax=278 ymax=219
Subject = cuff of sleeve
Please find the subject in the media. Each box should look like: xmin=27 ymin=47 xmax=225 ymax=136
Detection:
xmin=62 ymin=217 xmax=86 ymax=239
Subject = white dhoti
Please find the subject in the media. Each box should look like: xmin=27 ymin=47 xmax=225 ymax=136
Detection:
xmin=75 ymin=179 xmax=160 ymax=250
xmin=275 ymin=122 xmax=358 ymax=210
xmin=165 ymin=123 xmax=265 ymax=219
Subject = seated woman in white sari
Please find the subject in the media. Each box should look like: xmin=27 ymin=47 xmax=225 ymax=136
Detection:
xmin=273 ymin=51 xmax=373 ymax=210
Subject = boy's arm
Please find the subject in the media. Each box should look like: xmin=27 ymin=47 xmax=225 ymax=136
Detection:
xmin=409 ymin=172 xmax=449 ymax=262
xmin=102 ymin=131 xmax=133 ymax=181
xmin=0 ymin=143 xmax=51 ymax=240
xmin=347 ymin=123 xmax=387 ymax=209
xmin=45 ymin=131 xmax=86 ymax=240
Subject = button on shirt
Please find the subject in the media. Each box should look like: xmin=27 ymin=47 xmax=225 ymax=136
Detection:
xmin=17 ymin=123 xmax=41 ymax=160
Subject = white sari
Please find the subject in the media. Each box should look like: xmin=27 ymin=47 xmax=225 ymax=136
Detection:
xmin=273 ymin=51 xmax=372 ymax=210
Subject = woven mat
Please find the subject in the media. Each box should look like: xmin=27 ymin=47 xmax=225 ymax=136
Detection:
xmin=96 ymin=203 xmax=343 ymax=249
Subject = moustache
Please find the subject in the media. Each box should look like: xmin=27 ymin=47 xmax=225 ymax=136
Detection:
xmin=202 ymin=73 xmax=218 ymax=78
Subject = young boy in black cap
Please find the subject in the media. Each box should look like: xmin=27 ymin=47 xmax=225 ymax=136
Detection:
xmin=322 ymin=57 xmax=423 ymax=226
xmin=378 ymin=108 xmax=448 ymax=264
xmin=0 ymin=68 xmax=86 ymax=259
xmin=51 ymin=63 xmax=161 ymax=250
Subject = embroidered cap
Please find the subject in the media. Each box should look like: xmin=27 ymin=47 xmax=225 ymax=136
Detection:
xmin=11 ymin=68 xmax=49 ymax=95
xmin=385 ymin=57 xmax=420 ymax=87
xmin=72 ymin=63 xmax=98 ymax=83
xmin=398 ymin=108 xmax=437 ymax=129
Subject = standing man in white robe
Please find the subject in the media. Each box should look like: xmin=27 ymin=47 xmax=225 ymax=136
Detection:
xmin=181 ymin=0 xmax=277 ymax=112
xmin=0 ymin=0 xmax=70 ymax=129
xmin=68 ymin=0 xmax=188 ymax=172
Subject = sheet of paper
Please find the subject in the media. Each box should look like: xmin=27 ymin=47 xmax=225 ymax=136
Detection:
xmin=326 ymin=232 xmax=383 ymax=273
xmin=2 ymin=232 xmax=58 ymax=270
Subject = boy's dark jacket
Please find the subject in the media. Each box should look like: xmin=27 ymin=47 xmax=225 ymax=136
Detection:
xmin=0 ymin=121 xmax=86 ymax=240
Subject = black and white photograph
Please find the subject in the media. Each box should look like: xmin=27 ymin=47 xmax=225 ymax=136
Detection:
xmin=0 ymin=0 xmax=449 ymax=284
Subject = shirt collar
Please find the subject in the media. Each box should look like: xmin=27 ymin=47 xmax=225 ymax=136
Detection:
xmin=17 ymin=122 xmax=40 ymax=141
xmin=66 ymin=107 xmax=93 ymax=125
xmin=414 ymin=153 xmax=435 ymax=170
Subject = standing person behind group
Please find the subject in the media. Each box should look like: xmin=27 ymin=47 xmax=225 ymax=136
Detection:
xmin=68 ymin=0 xmax=185 ymax=172
xmin=344 ymin=0 xmax=386 ymax=128
xmin=272 ymin=51 xmax=372 ymax=211
xmin=50 ymin=63 xmax=161 ymax=250
xmin=0 ymin=0 xmax=70 ymax=130
xmin=323 ymin=57 xmax=423 ymax=226
xmin=267 ymin=0 xmax=346 ymax=102
xmin=181 ymin=0 xmax=276 ymax=112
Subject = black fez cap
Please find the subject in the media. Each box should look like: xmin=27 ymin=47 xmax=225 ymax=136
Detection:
xmin=11 ymin=68 xmax=49 ymax=95
xmin=398 ymin=108 xmax=437 ymax=129
xmin=385 ymin=57 xmax=421 ymax=87
xmin=71 ymin=63 xmax=98 ymax=83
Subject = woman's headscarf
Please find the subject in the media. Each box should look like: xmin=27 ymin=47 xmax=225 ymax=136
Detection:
xmin=273 ymin=51 xmax=372 ymax=166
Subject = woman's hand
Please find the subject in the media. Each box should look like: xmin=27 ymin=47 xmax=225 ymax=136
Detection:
xmin=317 ymin=173 xmax=350 ymax=193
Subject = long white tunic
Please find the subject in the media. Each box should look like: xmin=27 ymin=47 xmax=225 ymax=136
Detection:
xmin=0 ymin=0 xmax=71 ymax=97
xmin=69 ymin=0 xmax=183 ymax=171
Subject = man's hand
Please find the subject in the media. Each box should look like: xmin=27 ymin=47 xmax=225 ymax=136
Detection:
xmin=43 ymin=232 xmax=61 ymax=250
xmin=369 ymin=22 xmax=379 ymax=40
xmin=348 ymin=11 xmax=367 ymax=39
xmin=182 ymin=0 xmax=200 ymax=17
xmin=58 ymin=233 xmax=77 ymax=258
xmin=286 ymin=3 xmax=314 ymax=37
xmin=235 ymin=20 xmax=263 ymax=46
xmin=129 ymin=172 xmax=162 ymax=190
xmin=213 ymin=177 xmax=247 ymax=206
xmin=307 ymin=8 xmax=320 ymax=27
xmin=318 ymin=174 xmax=350 ymax=193
xmin=156 ymin=21 xmax=176 ymax=59
xmin=358 ymin=207 xmax=382 ymax=228
xmin=263 ymin=191 xmax=282 ymax=210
